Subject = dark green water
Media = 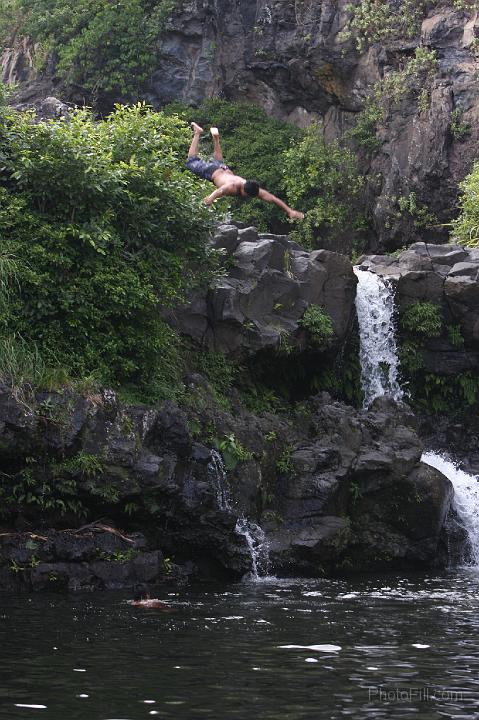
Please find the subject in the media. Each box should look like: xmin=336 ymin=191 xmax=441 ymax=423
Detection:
xmin=1 ymin=571 xmax=479 ymax=719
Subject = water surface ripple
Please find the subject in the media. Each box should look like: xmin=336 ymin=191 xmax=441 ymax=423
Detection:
xmin=1 ymin=571 xmax=479 ymax=719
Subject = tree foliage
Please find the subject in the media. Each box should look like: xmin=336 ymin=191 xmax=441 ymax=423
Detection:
xmin=282 ymin=123 xmax=366 ymax=250
xmin=0 ymin=96 xmax=217 ymax=399
xmin=453 ymin=160 xmax=479 ymax=247
xmin=3 ymin=0 xmax=176 ymax=100
xmin=342 ymin=0 xmax=428 ymax=51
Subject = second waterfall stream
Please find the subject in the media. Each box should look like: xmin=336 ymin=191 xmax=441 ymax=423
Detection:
xmin=354 ymin=267 xmax=479 ymax=565
xmin=208 ymin=450 xmax=271 ymax=580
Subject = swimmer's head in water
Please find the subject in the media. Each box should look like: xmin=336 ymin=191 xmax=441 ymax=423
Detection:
xmin=243 ymin=180 xmax=260 ymax=198
xmin=134 ymin=584 xmax=148 ymax=602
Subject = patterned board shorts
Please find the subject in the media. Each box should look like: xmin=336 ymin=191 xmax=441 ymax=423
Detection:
xmin=185 ymin=156 xmax=231 ymax=182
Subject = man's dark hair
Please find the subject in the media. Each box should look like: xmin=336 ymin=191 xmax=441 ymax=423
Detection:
xmin=244 ymin=180 xmax=260 ymax=197
xmin=134 ymin=583 xmax=148 ymax=601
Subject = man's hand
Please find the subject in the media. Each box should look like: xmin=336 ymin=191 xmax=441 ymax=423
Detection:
xmin=288 ymin=209 xmax=305 ymax=220
xmin=204 ymin=195 xmax=214 ymax=206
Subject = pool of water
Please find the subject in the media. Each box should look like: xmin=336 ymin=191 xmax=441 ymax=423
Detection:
xmin=1 ymin=570 xmax=479 ymax=719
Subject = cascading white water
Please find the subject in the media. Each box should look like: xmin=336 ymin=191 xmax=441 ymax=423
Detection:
xmin=208 ymin=449 xmax=231 ymax=511
xmin=354 ymin=268 xmax=403 ymax=407
xmin=421 ymin=451 xmax=479 ymax=565
xmin=235 ymin=518 xmax=271 ymax=579
xmin=207 ymin=450 xmax=271 ymax=579
xmin=355 ymin=267 xmax=479 ymax=567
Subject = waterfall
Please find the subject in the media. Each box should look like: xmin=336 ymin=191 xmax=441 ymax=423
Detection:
xmin=207 ymin=450 xmax=271 ymax=579
xmin=421 ymin=452 xmax=479 ymax=565
xmin=355 ymin=267 xmax=479 ymax=567
xmin=208 ymin=449 xmax=231 ymax=511
xmin=354 ymin=268 xmax=403 ymax=407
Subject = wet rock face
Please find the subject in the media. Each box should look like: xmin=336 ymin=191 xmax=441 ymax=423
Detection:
xmin=0 ymin=528 xmax=165 ymax=593
xmin=0 ymin=380 xmax=455 ymax=591
xmin=169 ymin=223 xmax=357 ymax=357
xmin=267 ymin=397 xmax=453 ymax=575
xmin=1 ymin=37 xmax=37 ymax=86
xmin=0 ymin=385 xmax=253 ymax=591
xmin=358 ymin=243 xmax=479 ymax=374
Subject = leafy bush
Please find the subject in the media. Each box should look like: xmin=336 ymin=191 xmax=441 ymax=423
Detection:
xmin=197 ymin=351 xmax=239 ymax=395
xmin=450 ymin=108 xmax=471 ymax=141
xmin=8 ymin=0 xmax=176 ymax=101
xmin=400 ymin=302 xmax=442 ymax=338
xmin=342 ymin=0 xmax=428 ymax=51
xmin=0 ymin=0 xmax=24 ymax=44
xmin=299 ymin=305 xmax=334 ymax=347
xmin=282 ymin=123 xmax=366 ymax=250
xmin=453 ymin=160 xmax=479 ymax=247
xmin=408 ymin=370 xmax=479 ymax=414
xmin=164 ymin=98 xmax=301 ymax=231
xmin=0 ymin=95 xmax=217 ymax=399
xmin=276 ymin=445 xmax=295 ymax=476
xmin=217 ymin=434 xmax=253 ymax=471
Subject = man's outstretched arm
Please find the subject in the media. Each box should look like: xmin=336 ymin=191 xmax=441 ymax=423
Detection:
xmin=258 ymin=189 xmax=304 ymax=220
xmin=203 ymin=184 xmax=237 ymax=205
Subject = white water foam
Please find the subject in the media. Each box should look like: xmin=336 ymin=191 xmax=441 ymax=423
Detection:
xmin=421 ymin=451 xmax=479 ymax=565
xmin=207 ymin=450 xmax=271 ymax=580
xmin=354 ymin=268 xmax=403 ymax=407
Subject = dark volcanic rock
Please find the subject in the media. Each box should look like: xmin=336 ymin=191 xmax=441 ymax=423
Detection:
xmin=169 ymin=224 xmax=357 ymax=357
xmin=266 ymin=397 xmax=453 ymax=575
xmin=359 ymin=244 xmax=479 ymax=373
xmin=0 ymin=376 xmax=456 ymax=592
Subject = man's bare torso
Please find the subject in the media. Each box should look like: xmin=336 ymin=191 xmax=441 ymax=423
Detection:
xmin=211 ymin=167 xmax=247 ymax=197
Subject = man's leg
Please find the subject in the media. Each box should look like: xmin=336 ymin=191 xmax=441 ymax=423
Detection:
xmin=188 ymin=122 xmax=204 ymax=158
xmin=210 ymin=127 xmax=223 ymax=161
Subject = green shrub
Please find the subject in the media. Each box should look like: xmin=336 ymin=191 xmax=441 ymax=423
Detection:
xmin=0 ymin=96 xmax=217 ymax=399
xmin=0 ymin=0 xmax=24 ymax=44
xmin=217 ymin=433 xmax=253 ymax=471
xmin=341 ymin=0 xmax=428 ymax=51
xmin=345 ymin=96 xmax=383 ymax=151
xmin=197 ymin=352 xmax=238 ymax=395
xmin=10 ymin=0 xmax=176 ymax=101
xmin=276 ymin=445 xmax=295 ymax=476
xmin=453 ymin=160 xmax=479 ymax=247
xmin=401 ymin=302 xmax=442 ymax=338
xmin=0 ymin=460 xmax=86 ymax=518
xmin=410 ymin=371 xmax=479 ymax=414
xmin=346 ymin=48 xmax=438 ymax=155
xmin=299 ymin=305 xmax=334 ymax=347
xmin=396 ymin=192 xmax=437 ymax=230
xmin=448 ymin=324 xmax=465 ymax=348
xmin=282 ymin=123 xmax=366 ymax=250
xmin=450 ymin=108 xmax=471 ymax=141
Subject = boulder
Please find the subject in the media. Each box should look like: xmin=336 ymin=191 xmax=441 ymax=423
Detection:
xmin=170 ymin=224 xmax=357 ymax=357
xmin=263 ymin=397 xmax=452 ymax=575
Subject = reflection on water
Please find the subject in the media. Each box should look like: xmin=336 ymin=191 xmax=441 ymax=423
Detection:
xmin=1 ymin=571 xmax=479 ymax=719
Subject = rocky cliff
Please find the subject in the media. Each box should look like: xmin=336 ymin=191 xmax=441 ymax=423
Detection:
xmin=0 ymin=227 xmax=462 ymax=593
xmin=0 ymin=380 xmax=454 ymax=592
xmin=3 ymin=1 xmax=479 ymax=250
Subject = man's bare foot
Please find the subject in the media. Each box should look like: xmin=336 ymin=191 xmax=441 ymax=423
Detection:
xmin=191 ymin=122 xmax=204 ymax=134
xmin=210 ymin=127 xmax=219 ymax=138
